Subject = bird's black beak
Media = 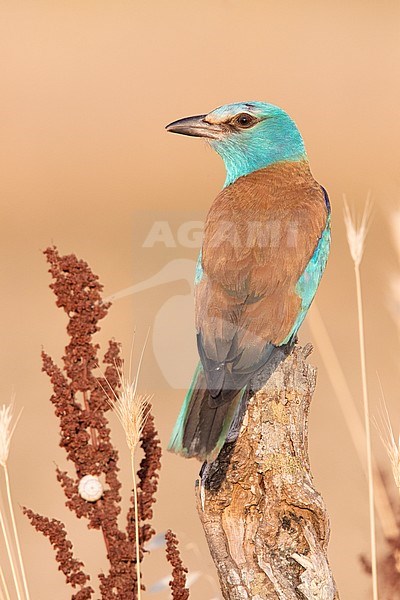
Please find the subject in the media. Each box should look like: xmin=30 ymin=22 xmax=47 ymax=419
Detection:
xmin=165 ymin=114 xmax=222 ymax=139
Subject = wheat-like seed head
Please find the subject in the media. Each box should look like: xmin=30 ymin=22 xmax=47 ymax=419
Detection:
xmin=0 ymin=401 xmax=22 ymax=468
xmin=99 ymin=338 xmax=152 ymax=454
xmin=107 ymin=369 xmax=152 ymax=453
xmin=343 ymin=195 xmax=372 ymax=267
xmin=376 ymin=397 xmax=400 ymax=493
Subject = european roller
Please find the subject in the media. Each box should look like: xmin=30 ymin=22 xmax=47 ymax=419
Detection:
xmin=166 ymin=101 xmax=330 ymax=462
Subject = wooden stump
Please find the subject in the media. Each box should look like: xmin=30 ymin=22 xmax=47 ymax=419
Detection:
xmin=196 ymin=345 xmax=339 ymax=600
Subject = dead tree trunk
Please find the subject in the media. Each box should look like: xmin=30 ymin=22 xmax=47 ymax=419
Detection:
xmin=196 ymin=345 xmax=339 ymax=600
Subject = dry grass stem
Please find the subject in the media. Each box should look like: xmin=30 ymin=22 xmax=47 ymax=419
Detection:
xmin=308 ymin=303 xmax=398 ymax=538
xmin=101 ymin=344 xmax=152 ymax=600
xmin=0 ymin=505 xmax=21 ymax=600
xmin=388 ymin=208 xmax=400 ymax=339
xmin=0 ymin=402 xmax=29 ymax=600
xmin=344 ymin=197 xmax=378 ymax=600
xmin=0 ymin=547 xmax=11 ymax=600
xmin=390 ymin=209 xmax=400 ymax=259
xmin=3 ymin=466 xmax=30 ymax=600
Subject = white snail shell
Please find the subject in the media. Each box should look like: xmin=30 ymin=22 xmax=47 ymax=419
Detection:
xmin=78 ymin=475 xmax=103 ymax=502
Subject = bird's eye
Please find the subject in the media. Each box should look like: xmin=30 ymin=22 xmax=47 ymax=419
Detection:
xmin=232 ymin=113 xmax=257 ymax=129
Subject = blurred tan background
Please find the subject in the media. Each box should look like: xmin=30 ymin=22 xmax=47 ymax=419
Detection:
xmin=1 ymin=1 xmax=400 ymax=598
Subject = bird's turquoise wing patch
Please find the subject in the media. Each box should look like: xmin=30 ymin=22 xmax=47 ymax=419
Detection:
xmin=168 ymin=361 xmax=203 ymax=456
xmin=282 ymin=217 xmax=331 ymax=344
xmin=195 ymin=248 xmax=204 ymax=285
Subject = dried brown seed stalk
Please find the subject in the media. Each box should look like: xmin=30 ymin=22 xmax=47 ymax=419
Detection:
xmin=25 ymin=247 xmax=162 ymax=599
xmin=23 ymin=509 xmax=93 ymax=599
xmin=165 ymin=530 xmax=190 ymax=600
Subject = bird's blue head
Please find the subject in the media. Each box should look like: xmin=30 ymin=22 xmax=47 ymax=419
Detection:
xmin=166 ymin=101 xmax=307 ymax=187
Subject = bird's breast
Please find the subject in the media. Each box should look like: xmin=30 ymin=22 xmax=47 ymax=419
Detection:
xmin=201 ymin=161 xmax=328 ymax=298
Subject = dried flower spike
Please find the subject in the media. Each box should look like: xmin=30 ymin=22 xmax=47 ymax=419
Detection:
xmin=23 ymin=509 xmax=93 ymax=597
xmin=165 ymin=530 xmax=190 ymax=600
xmin=29 ymin=248 xmax=164 ymax=598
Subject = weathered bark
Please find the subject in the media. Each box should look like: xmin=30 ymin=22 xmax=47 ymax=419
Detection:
xmin=196 ymin=345 xmax=339 ymax=600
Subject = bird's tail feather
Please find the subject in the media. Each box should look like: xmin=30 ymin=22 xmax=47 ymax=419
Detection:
xmin=168 ymin=362 xmax=245 ymax=462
